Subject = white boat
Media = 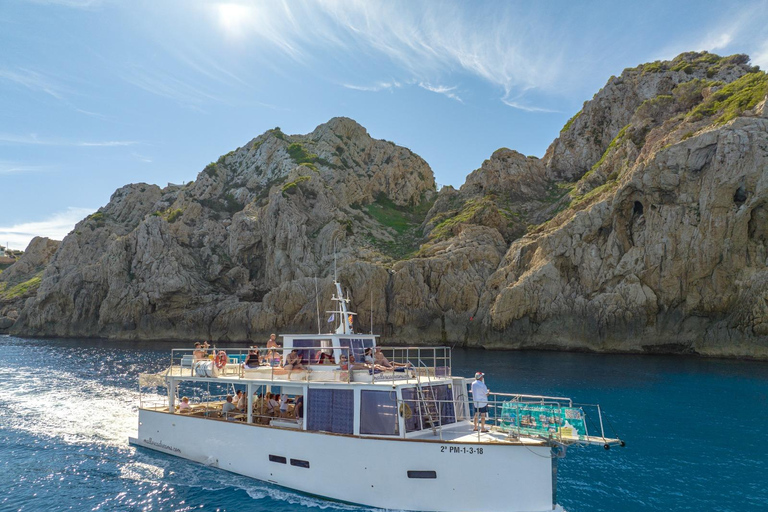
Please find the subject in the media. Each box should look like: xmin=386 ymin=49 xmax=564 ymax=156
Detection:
xmin=130 ymin=281 xmax=623 ymax=512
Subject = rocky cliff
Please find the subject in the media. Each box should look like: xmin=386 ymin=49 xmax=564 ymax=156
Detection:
xmin=0 ymin=237 xmax=59 ymax=331
xmin=7 ymin=52 xmax=768 ymax=358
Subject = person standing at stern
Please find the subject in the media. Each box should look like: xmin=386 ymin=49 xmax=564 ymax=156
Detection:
xmin=471 ymin=372 xmax=490 ymax=432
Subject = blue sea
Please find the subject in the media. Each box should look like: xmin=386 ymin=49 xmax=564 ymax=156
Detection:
xmin=1 ymin=335 xmax=766 ymax=512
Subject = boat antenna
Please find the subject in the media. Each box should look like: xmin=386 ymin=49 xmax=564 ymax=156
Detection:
xmin=333 ymin=237 xmax=338 ymax=282
xmin=315 ymin=276 xmax=321 ymax=334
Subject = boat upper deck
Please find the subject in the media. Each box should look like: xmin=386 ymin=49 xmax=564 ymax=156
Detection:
xmin=157 ymin=343 xmax=452 ymax=386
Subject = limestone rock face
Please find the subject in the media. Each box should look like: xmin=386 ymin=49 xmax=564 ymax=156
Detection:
xmin=544 ymin=52 xmax=756 ymax=180
xmin=0 ymin=237 xmax=60 ymax=332
xmin=10 ymin=53 xmax=768 ymax=359
xmin=482 ymin=85 xmax=768 ymax=357
xmin=13 ymin=118 xmax=437 ymax=341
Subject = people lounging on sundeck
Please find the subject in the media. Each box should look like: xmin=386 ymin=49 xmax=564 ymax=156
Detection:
xmin=316 ymin=350 xmax=333 ymax=364
xmin=178 ymin=397 xmax=191 ymax=413
xmin=193 ymin=342 xmax=207 ymax=360
xmin=284 ymin=349 xmax=305 ymax=371
xmin=374 ymin=347 xmax=411 ymax=368
xmin=244 ymin=347 xmax=260 ymax=368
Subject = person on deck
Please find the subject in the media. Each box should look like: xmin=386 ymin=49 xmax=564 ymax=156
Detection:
xmin=236 ymin=391 xmax=247 ymax=411
xmin=471 ymin=372 xmax=490 ymax=432
xmin=244 ymin=347 xmax=260 ymax=368
xmin=222 ymin=395 xmax=237 ymax=420
xmin=178 ymin=397 xmax=191 ymax=413
xmin=265 ymin=334 xmax=282 ymax=366
xmin=316 ymin=350 xmax=333 ymax=364
xmin=193 ymin=342 xmax=207 ymax=360
xmin=294 ymin=395 xmax=304 ymax=421
xmin=374 ymin=347 xmax=411 ymax=368
xmin=279 ymin=393 xmax=289 ymax=417
xmin=284 ymin=349 xmax=305 ymax=371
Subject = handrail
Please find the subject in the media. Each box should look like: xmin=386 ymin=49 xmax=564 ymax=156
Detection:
xmin=161 ymin=345 xmax=453 ymax=385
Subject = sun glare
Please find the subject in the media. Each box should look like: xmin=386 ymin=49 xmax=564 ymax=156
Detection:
xmin=217 ymin=3 xmax=252 ymax=37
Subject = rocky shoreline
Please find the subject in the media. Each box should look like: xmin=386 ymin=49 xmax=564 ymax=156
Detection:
xmin=3 ymin=51 xmax=768 ymax=359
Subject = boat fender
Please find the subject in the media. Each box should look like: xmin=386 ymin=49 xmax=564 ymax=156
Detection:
xmin=215 ymin=351 xmax=228 ymax=369
xmin=399 ymin=403 xmax=412 ymax=419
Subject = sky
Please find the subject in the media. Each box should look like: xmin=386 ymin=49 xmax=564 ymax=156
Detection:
xmin=1 ymin=0 xmax=768 ymax=251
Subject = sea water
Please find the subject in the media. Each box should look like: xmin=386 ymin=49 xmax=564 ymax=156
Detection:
xmin=1 ymin=335 xmax=766 ymax=512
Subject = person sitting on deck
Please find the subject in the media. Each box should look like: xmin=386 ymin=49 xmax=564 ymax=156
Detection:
xmin=244 ymin=347 xmax=260 ymax=368
xmin=283 ymin=349 xmax=305 ymax=371
xmin=178 ymin=396 xmax=191 ymax=413
xmin=279 ymin=393 xmax=290 ymax=417
xmin=265 ymin=335 xmax=282 ymax=367
xmin=193 ymin=343 xmax=207 ymax=360
xmin=294 ymin=395 xmax=304 ymax=420
xmin=266 ymin=393 xmax=280 ymax=417
xmin=360 ymin=349 xmax=389 ymax=372
xmin=374 ymin=347 xmax=411 ymax=369
xmin=348 ymin=354 xmax=366 ymax=370
xmin=236 ymin=391 xmax=248 ymax=411
xmin=339 ymin=354 xmax=349 ymax=370
xmin=252 ymin=393 xmax=265 ymax=423
xmin=222 ymin=395 xmax=237 ymax=420
xmin=316 ymin=350 xmax=333 ymax=364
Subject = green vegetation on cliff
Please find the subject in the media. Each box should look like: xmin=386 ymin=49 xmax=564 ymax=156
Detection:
xmin=689 ymin=72 xmax=768 ymax=124
xmin=281 ymin=175 xmax=312 ymax=197
xmin=362 ymin=193 xmax=435 ymax=260
xmin=0 ymin=272 xmax=43 ymax=300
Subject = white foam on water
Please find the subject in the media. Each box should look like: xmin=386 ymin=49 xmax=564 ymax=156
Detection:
xmin=119 ymin=461 xmax=166 ymax=482
xmin=0 ymin=365 xmax=163 ymax=449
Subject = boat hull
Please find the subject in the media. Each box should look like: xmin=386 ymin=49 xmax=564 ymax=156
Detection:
xmin=131 ymin=409 xmax=556 ymax=512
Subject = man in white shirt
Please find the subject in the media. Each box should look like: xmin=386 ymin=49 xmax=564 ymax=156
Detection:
xmin=222 ymin=395 xmax=237 ymax=420
xmin=471 ymin=372 xmax=490 ymax=432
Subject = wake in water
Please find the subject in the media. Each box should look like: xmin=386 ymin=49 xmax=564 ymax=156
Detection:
xmin=0 ymin=336 xmax=384 ymax=512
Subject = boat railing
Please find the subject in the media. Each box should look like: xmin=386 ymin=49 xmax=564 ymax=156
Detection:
xmin=481 ymin=392 xmax=623 ymax=446
xmin=163 ymin=345 xmax=453 ymax=384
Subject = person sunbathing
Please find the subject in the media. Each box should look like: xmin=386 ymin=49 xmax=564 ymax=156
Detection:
xmin=374 ymin=347 xmax=411 ymax=368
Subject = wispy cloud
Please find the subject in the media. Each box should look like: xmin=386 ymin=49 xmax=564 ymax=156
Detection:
xmin=0 ymin=68 xmax=65 ymax=99
xmin=418 ymin=82 xmax=462 ymax=103
xmin=77 ymin=140 xmax=137 ymax=147
xmin=0 ymin=67 xmax=106 ymax=117
xmin=132 ymin=152 xmax=152 ymax=163
xmin=27 ymin=0 xmax=106 ymax=8
xmin=753 ymin=41 xmax=768 ymax=70
xmin=0 ymin=207 xmax=94 ymax=250
xmin=0 ymin=161 xmax=53 ymax=175
xmin=122 ymin=65 xmax=224 ymax=108
xmin=190 ymin=1 xmax=564 ymax=110
xmin=341 ymin=81 xmax=402 ymax=92
xmin=0 ymin=133 xmax=138 ymax=147
xmin=501 ymin=97 xmax=560 ymax=113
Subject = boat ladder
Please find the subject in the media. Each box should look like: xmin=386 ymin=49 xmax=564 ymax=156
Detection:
xmin=416 ymin=361 xmax=441 ymax=437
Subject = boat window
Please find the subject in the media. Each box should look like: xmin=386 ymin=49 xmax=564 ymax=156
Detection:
xmin=307 ymin=389 xmax=353 ymax=434
xmin=360 ymin=390 xmax=400 ymax=436
xmin=401 ymin=385 xmax=456 ymax=432
xmin=432 ymin=384 xmax=456 ymax=425
xmin=407 ymin=470 xmax=437 ymax=479
xmin=292 ymin=339 xmax=321 ymax=365
xmin=338 ymin=337 xmax=373 ymax=363
xmin=269 ymin=455 xmax=286 ymax=464
xmin=290 ymin=459 xmax=310 ymax=469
